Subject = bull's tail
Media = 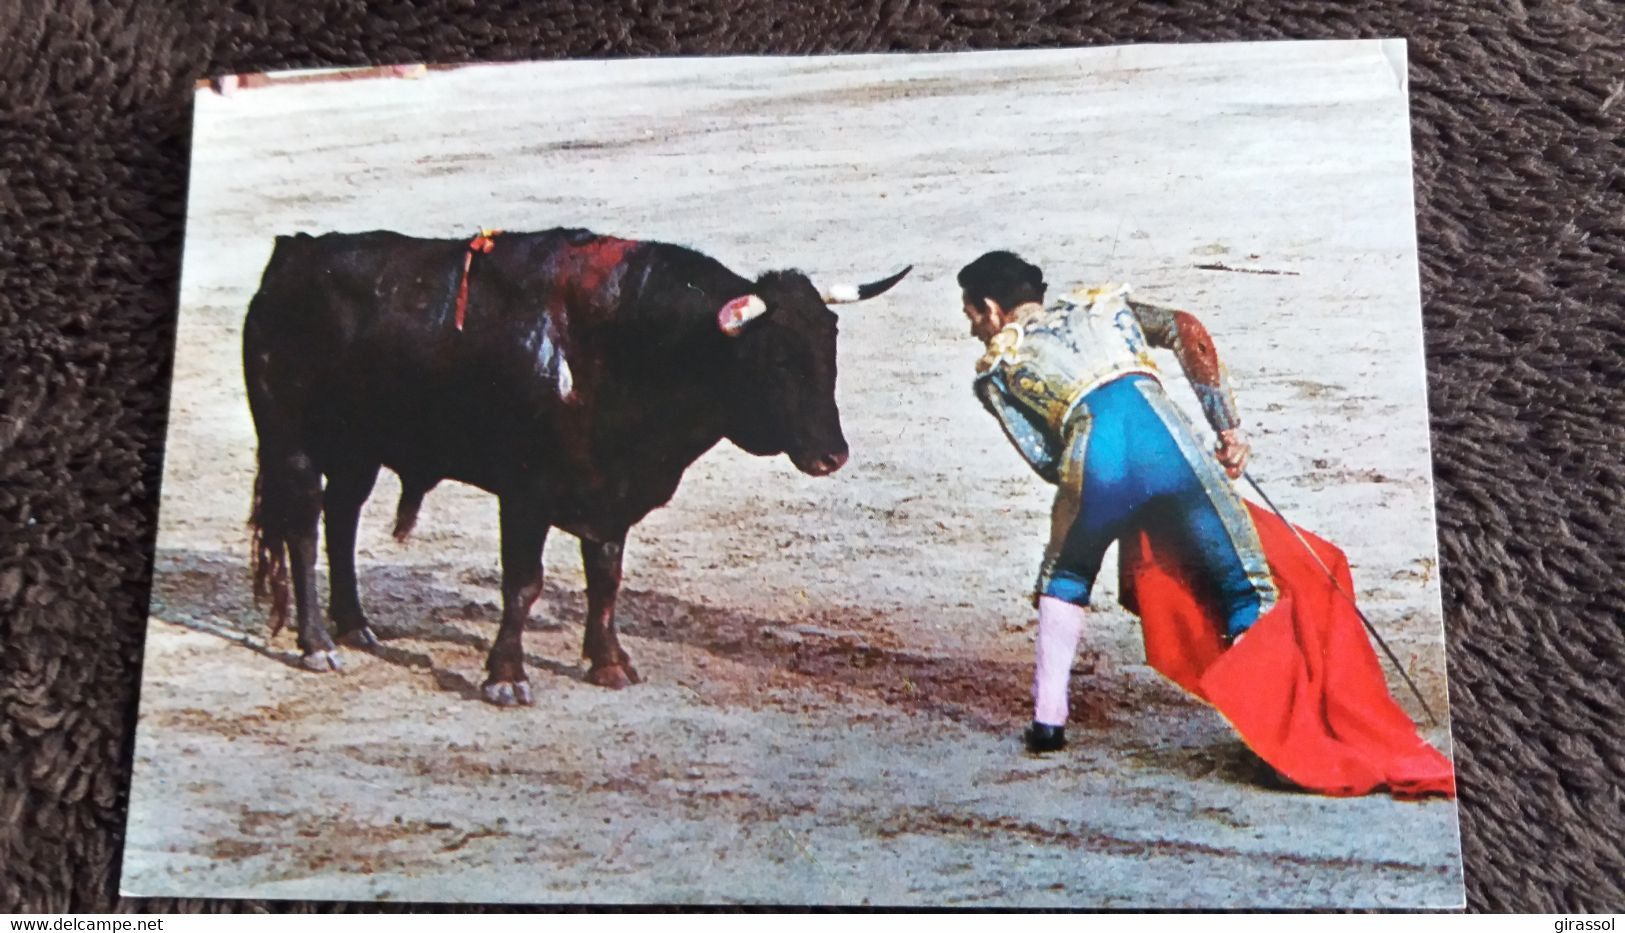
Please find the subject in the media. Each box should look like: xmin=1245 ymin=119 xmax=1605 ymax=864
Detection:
xmin=248 ymin=462 xmax=292 ymax=636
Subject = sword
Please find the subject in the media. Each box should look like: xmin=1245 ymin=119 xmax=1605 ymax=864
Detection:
xmin=1242 ymin=472 xmax=1441 ymax=728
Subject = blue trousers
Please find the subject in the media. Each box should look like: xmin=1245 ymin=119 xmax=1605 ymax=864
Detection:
xmin=1039 ymin=375 xmax=1278 ymax=637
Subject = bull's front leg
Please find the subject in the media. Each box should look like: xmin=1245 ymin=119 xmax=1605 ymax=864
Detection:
xmin=581 ymin=536 xmax=640 ymax=689
xmin=484 ymin=496 xmax=549 ymax=706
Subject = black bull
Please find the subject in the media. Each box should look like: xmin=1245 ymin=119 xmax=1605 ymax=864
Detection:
xmin=243 ymin=227 xmax=909 ymax=704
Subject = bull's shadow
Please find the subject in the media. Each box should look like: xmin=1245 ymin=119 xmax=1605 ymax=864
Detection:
xmin=148 ymin=547 xmax=1272 ymax=786
xmin=148 ymin=548 xmax=582 ymax=701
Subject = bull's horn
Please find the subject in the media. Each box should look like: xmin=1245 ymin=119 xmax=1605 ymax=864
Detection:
xmin=821 ymin=265 xmax=913 ymax=304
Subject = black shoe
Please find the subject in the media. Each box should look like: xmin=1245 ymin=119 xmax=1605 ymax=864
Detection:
xmin=1023 ymin=721 xmax=1066 ymax=753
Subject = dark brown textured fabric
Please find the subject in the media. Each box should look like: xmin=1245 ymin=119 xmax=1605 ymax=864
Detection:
xmin=1 ymin=0 xmax=1620 ymax=913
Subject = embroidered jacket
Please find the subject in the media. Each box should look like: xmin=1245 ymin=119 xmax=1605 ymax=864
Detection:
xmin=973 ymin=284 xmax=1242 ymax=480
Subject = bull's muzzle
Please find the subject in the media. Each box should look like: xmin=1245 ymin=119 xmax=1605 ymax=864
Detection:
xmin=805 ymin=449 xmax=849 ymax=476
xmin=792 ymin=444 xmax=850 ymax=476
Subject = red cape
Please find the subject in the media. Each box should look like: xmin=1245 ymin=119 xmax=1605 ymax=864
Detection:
xmin=1118 ymin=500 xmax=1456 ymax=799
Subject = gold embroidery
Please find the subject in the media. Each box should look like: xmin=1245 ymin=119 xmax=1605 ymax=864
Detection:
xmin=1010 ymin=366 xmax=1071 ymax=412
xmin=976 ymin=323 xmax=1023 ymax=374
xmin=977 ymin=285 xmax=1162 ymax=425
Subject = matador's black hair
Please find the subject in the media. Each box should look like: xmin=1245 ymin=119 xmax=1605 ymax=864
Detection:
xmin=957 ymin=251 xmax=1047 ymax=312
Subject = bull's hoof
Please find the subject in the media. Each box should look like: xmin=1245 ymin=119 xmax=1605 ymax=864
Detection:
xmin=301 ymin=649 xmax=345 ymax=672
xmin=482 ymin=679 xmax=533 ymax=707
xmin=336 ymin=626 xmax=382 ymax=650
xmin=585 ymin=663 xmax=640 ymax=689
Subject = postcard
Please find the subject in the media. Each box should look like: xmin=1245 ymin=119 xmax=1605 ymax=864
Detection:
xmin=122 ymin=40 xmax=1462 ymax=907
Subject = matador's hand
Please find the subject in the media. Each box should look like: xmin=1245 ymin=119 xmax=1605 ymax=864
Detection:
xmin=1215 ymin=428 xmax=1250 ymax=480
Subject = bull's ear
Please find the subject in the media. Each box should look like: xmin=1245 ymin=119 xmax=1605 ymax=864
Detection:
xmin=717 ymin=294 xmax=768 ymax=336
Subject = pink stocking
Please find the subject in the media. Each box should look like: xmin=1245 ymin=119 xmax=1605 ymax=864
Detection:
xmin=1033 ymin=595 xmax=1087 ymax=726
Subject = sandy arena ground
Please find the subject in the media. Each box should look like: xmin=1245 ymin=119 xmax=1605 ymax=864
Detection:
xmin=122 ymin=41 xmax=1463 ymax=907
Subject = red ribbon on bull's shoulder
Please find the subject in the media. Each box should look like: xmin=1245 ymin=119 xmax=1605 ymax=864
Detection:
xmin=455 ymin=229 xmax=500 ymax=331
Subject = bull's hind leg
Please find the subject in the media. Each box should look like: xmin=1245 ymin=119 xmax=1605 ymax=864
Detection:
xmin=484 ymin=496 xmax=549 ymax=706
xmin=261 ymin=449 xmax=338 ymax=670
xmin=582 ymin=536 xmax=639 ymax=689
xmin=324 ymin=462 xmax=381 ymax=649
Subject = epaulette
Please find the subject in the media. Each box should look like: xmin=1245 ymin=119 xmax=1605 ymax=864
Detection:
xmin=976 ymin=324 xmax=1023 ymax=374
xmin=1065 ymin=282 xmax=1133 ymax=314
